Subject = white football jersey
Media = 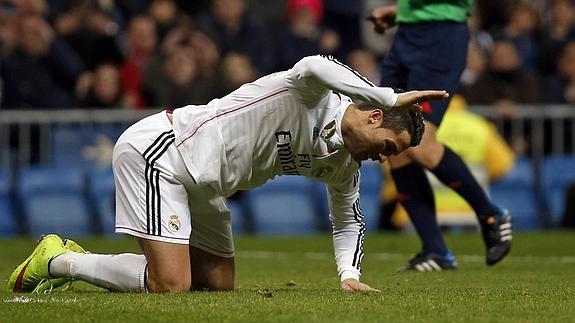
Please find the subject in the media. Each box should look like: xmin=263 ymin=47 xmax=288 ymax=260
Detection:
xmin=172 ymin=55 xmax=398 ymax=282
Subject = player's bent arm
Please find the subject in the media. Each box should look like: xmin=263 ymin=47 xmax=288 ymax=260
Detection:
xmin=286 ymin=55 xmax=399 ymax=109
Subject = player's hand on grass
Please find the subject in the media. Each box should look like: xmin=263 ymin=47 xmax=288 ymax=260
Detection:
xmin=367 ymin=6 xmax=397 ymax=34
xmin=394 ymin=90 xmax=449 ymax=109
xmin=341 ymin=278 xmax=380 ymax=293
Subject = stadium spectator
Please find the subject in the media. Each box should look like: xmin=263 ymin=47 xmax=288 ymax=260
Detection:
xmin=0 ymin=13 xmax=84 ymax=108
xmin=321 ymin=0 xmax=362 ymax=58
xmin=536 ymin=0 xmax=575 ymax=77
xmin=475 ymin=0 xmax=513 ymax=31
xmin=76 ymin=63 xmax=126 ymax=108
xmin=140 ymin=25 xmax=220 ymax=107
xmin=188 ymin=29 xmax=221 ymax=80
xmin=197 ymin=0 xmax=275 ymax=74
xmin=460 ymin=38 xmax=540 ymax=155
xmin=172 ymin=0 xmax=209 ymax=18
xmin=148 ymin=0 xmax=183 ymax=41
xmin=113 ymin=0 xmax=153 ymax=21
xmin=274 ymin=0 xmax=334 ymax=71
xmin=360 ymin=0 xmax=397 ymax=57
xmin=218 ymin=51 xmax=258 ymax=96
xmin=346 ymin=48 xmax=380 ymax=85
xmin=8 ymin=55 xmax=447 ymax=294
xmin=495 ymin=2 xmax=540 ymax=71
xmin=7 ymin=0 xmax=49 ymax=16
xmin=120 ymin=15 xmax=158 ymax=109
xmin=142 ymin=45 xmax=218 ymax=107
xmin=543 ymin=40 xmax=575 ymax=104
xmin=0 ymin=11 xmax=18 ymax=57
xmin=248 ymin=0 xmax=288 ymax=27
xmin=53 ymin=5 xmax=123 ymax=69
xmin=459 ymin=39 xmax=488 ymax=93
xmin=461 ymin=38 xmax=541 ymax=106
xmin=150 ymin=25 xmax=221 ymax=99
xmin=467 ymin=9 xmax=494 ymax=55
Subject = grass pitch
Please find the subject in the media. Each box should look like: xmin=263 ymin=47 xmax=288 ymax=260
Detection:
xmin=1 ymin=231 xmax=574 ymax=322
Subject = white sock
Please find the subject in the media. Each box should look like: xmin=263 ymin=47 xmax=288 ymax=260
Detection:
xmin=50 ymin=252 xmax=148 ymax=293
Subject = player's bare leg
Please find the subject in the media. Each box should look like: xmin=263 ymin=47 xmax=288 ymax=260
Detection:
xmin=388 ymin=121 xmax=444 ymax=169
xmin=138 ymin=238 xmax=191 ymax=293
xmin=189 ymin=246 xmax=235 ymax=291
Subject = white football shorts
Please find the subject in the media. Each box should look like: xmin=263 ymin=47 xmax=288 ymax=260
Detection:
xmin=113 ymin=111 xmax=235 ymax=258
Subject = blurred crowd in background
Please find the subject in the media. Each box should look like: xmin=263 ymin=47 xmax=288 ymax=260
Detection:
xmin=1 ymin=0 xmax=574 ymax=113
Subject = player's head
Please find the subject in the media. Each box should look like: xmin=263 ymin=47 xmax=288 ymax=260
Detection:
xmin=378 ymin=103 xmax=425 ymax=147
xmin=344 ymin=103 xmax=425 ymax=163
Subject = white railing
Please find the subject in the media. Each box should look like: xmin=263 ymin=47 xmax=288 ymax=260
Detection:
xmin=0 ymin=109 xmax=156 ymax=171
xmin=1 ymin=105 xmax=574 ymax=172
xmin=470 ymin=105 xmax=575 ymax=156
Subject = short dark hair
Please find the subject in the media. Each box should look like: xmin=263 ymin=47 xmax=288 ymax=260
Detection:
xmin=357 ymin=103 xmax=425 ymax=147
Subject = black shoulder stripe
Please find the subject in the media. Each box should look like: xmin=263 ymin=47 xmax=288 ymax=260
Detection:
xmin=321 ymin=54 xmax=375 ymax=88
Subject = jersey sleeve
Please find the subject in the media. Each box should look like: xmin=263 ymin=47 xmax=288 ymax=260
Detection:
xmin=285 ymin=55 xmax=399 ymax=109
xmin=327 ymin=170 xmax=365 ymax=283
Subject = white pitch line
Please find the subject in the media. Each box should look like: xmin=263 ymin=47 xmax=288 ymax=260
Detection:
xmin=237 ymin=251 xmax=575 ymax=263
xmin=3 ymin=296 xmax=78 ymax=304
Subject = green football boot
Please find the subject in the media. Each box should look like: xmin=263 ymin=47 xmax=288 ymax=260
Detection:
xmin=63 ymin=238 xmax=89 ymax=255
xmin=7 ymin=234 xmax=88 ymax=293
xmin=30 ymin=238 xmax=90 ymax=293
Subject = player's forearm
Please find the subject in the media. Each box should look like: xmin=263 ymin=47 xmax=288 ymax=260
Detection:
xmin=329 ymin=194 xmax=364 ymax=282
xmin=324 ymin=172 xmax=365 ymax=283
xmin=332 ymin=227 xmax=363 ymax=282
xmin=291 ymin=55 xmax=398 ymax=109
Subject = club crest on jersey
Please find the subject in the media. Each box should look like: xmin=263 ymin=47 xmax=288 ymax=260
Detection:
xmin=168 ymin=215 xmax=181 ymax=232
xmin=313 ymin=166 xmax=333 ymax=178
xmin=320 ymin=120 xmax=336 ymax=140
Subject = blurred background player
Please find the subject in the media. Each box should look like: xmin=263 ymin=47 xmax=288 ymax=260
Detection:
xmin=369 ymin=0 xmax=512 ymax=271
xmin=379 ymin=95 xmax=516 ymax=234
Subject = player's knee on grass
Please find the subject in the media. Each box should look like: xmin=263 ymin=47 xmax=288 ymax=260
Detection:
xmin=137 ymin=239 xmax=192 ymax=293
xmin=190 ymin=247 xmax=235 ymax=291
xmin=147 ymin=269 xmax=191 ymax=293
xmin=191 ymin=274 xmax=234 ymax=291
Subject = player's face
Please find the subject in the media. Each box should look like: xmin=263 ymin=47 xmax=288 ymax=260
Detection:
xmin=349 ymin=127 xmax=411 ymax=163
